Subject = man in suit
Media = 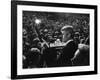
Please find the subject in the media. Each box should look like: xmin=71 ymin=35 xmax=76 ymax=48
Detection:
xmin=57 ymin=25 xmax=78 ymax=67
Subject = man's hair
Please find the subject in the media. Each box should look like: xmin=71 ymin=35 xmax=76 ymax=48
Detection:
xmin=61 ymin=25 xmax=74 ymax=38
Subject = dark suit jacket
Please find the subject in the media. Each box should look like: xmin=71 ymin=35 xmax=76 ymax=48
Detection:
xmin=57 ymin=39 xmax=78 ymax=67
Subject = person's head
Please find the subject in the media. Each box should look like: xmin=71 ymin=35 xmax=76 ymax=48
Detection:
xmin=74 ymin=32 xmax=80 ymax=38
xmin=61 ymin=25 xmax=74 ymax=42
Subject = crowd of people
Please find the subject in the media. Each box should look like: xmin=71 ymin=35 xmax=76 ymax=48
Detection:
xmin=22 ymin=11 xmax=90 ymax=68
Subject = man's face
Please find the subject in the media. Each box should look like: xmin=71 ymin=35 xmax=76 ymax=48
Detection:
xmin=62 ymin=30 xmax=71 ymax=42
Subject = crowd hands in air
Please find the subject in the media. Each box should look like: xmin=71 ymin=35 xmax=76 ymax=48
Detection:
xmin=23 ymin=12 xmax=89 ymax=68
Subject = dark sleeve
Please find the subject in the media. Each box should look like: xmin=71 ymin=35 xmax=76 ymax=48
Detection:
xmin=61 ymin=41 xmax=78 ymax=59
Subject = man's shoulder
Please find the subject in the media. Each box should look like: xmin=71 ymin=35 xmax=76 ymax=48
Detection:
xmin=64 ymin=39 xmax=77 ymax=49
xmin=66 ymin=39 xmax=75 ymax=45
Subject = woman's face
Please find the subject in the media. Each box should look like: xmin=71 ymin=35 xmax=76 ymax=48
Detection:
xmin=62 ymin=30 xmax=71 ymax=42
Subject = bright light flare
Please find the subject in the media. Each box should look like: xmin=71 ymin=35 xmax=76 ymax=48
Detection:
xmin=35 ymin=19 xmax=41 ymax=24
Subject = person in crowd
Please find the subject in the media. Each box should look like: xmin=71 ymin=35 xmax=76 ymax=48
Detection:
xmin=57 ymin=25 xmax=78 ymax=67
xmin=74 ymin=32 xmax=80 ymax=45
xmin=26 ymin=48 xmax=41 ymax=68
xmin=71 ymin=44 xmax=89 ymax=66
xmin=38 ymin=37 xmax=58 ymax=67
xmin=71 ymin=36 xmax=89 ymax=66
xmin=85 ymin=36 xmax=89 ymax=45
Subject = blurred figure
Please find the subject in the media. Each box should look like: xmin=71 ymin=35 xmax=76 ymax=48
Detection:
xmin=38 ymin=39 xmax=58 ymax=67
xmin=41 ymin=48 xmax=58 ymax=67
xmin=71 ymin=44 xmax=89 ymax=66
xmin=57 ymin=25 xmax=78 ymax=67
xmin=79 ymin=34 xmax=85 ymax=44
xmin=26 ymin=48 xmax=41 ymax=68
xmin=32 ymin=37 xmax=40 ymax=48
xmin=85 ymin=37 xmax=89 ymax=45
xmin=74 ymin=32 xmax=80 ymax=45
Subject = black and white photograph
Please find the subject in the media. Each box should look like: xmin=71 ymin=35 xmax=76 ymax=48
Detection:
xmin=11 ymin=1 xmax=97 ymax=79
xmin=22 ymin=11 xmax=90 ymax=69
